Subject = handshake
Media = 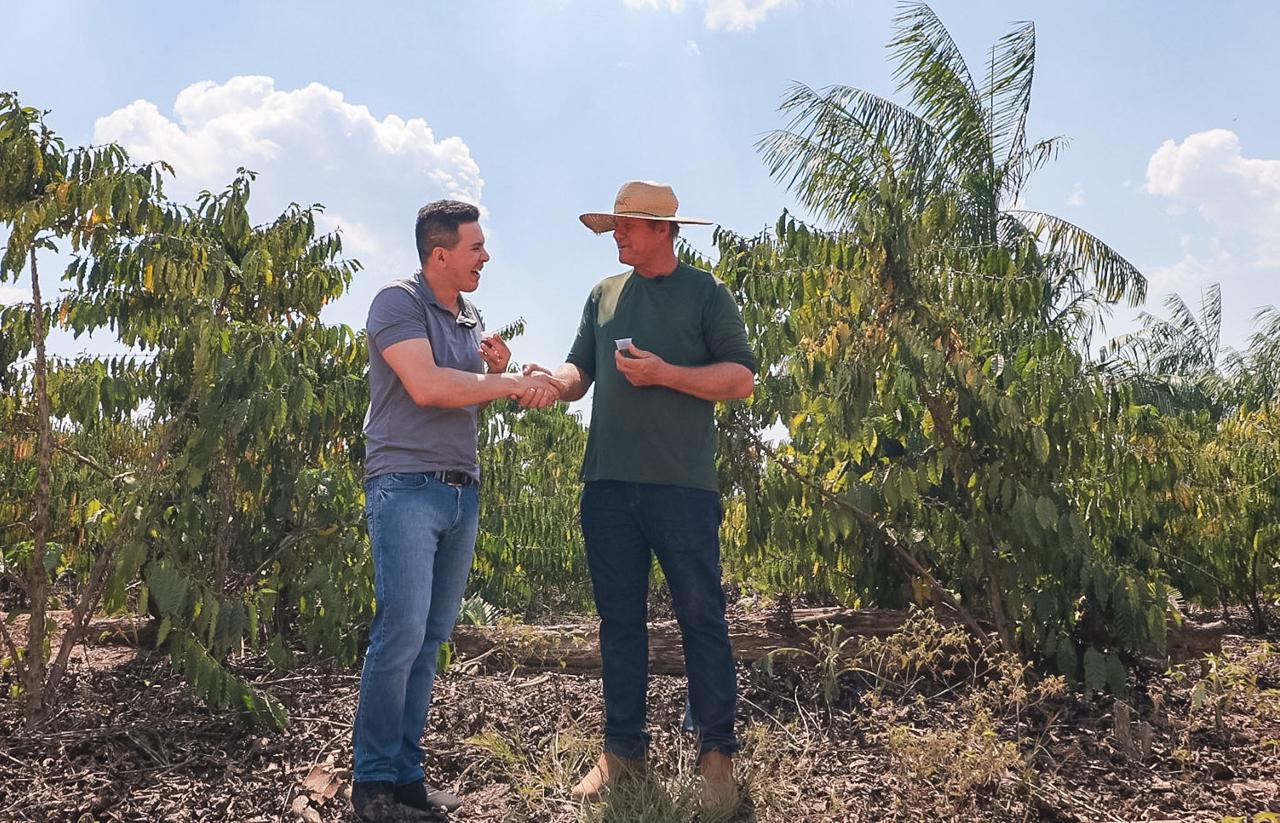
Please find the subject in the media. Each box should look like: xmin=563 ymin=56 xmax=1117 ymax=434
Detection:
xmin=507 ymin=364 xmax=565 ymax=409
xmin=479 ymin=332 xmax=565 ymax=409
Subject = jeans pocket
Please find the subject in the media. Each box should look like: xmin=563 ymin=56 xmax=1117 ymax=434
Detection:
xmin=384 ymin=472 xmax=431 ymax=491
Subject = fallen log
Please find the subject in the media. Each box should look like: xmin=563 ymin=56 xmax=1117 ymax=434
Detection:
xmin=0 ymin=610 xmax=157 ymax=648
xmin=449 ymin=608 xmax=1227 ymax=675
xmin=1 ymin=608 xmax=1228 ymax=676
xmin=450 ymin=608 xmax=914 ymax=676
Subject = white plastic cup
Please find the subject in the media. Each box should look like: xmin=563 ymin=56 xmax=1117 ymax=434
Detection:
xmin=614 ymin=337 xmax=633 ymax=352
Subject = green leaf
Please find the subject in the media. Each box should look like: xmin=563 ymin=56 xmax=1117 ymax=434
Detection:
xmin=1035 ymin=496 xmax=1057 ymax=531
xmin=43 ymin=542 xmax=65 ymax=574
xmin=1083 ymin=646 xmax=1106 ymax=693
xmin=155 ymin=616 xmax=172 ymax=648
xmin=1055 ymin=638 xmax=1077 ymax=682
xmin=1190 ymin=680 xmax=1208 ymax=712
xmin=1105 ymin=652 xmax=1127 ymax=696
xmin=1030 ymin=426 xmax=1050 ymax=464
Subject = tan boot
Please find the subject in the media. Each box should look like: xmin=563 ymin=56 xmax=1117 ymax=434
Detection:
xmin=570 ymin=752 xmax=645 ymax=801
xmin=697 ymin=750 xmax=739 ymax=818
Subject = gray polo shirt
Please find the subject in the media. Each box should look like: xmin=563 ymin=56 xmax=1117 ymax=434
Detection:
xmin=363 ymin=274 xmax=487 ymax=481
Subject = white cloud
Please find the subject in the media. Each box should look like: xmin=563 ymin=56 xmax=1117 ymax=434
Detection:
xmin=0 ymin=285 xmax=26 ymax=306
xmin=1066 ymin=182 xmax=1085 ymax=207
xmin=96 ymin=76 xmax=481 ymax=207
xmin=314 ymin=211 xmax=383 ymax=259
xmin=1145 ymin=129 xmax=1280 ymax=269
xmin=92 ymin=76 xmax=484 ymax=324
xmin=686 ymin=39 xmax=702 ymax=55
xmin=625 ymin=0 xmax=795 ymax=30
xmin=1145 ymin=234 xmax=1235 ymax=296
xmin=703 ymin=0 xmax=794 ymax=30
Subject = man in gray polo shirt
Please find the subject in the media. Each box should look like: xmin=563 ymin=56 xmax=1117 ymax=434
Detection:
xmin=352 ymin=200 xmax=561 ymax=822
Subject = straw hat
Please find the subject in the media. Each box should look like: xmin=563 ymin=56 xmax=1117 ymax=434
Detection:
xmin=579 ymin=180 xmax=713 ymax=234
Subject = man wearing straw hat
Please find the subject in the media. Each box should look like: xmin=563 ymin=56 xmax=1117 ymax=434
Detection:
xmin=526 ymin=180 xmax=756 ymax=814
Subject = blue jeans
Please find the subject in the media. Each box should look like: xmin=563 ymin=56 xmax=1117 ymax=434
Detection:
xmin=580 ymin=480 xmax=738 ymax=759
xmin=353 ymin=472 xmax=478 ymax=783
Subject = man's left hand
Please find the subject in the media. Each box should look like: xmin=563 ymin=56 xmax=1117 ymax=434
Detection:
xmin=480 ymin=334 xmax=512 ymax=373
xmin=615 ymin=344 xmax=668 ymax=387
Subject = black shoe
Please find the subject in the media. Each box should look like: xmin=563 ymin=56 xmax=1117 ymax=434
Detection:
xmin=394 ymin=780 xmax=464 ymax=813
xmin=352 ymin=781 xmax=401 ymax=822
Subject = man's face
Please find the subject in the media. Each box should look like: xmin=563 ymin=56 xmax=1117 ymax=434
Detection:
xmin=439 ymin=221 xmax=489 ymax=293
xmin=613 ymin=216 xmax=671 ymax=268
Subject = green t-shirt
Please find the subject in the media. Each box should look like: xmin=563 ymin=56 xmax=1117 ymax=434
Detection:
xmin=566 ymin=262 xmax=757 ymax=492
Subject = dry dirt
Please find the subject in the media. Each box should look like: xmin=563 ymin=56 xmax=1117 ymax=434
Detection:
xmin=1 ymin=611 xmax=1277 ymax=822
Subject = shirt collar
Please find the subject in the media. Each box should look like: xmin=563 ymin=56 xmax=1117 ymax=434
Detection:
xmin=416 ymin=274 xmax=479 ymax=328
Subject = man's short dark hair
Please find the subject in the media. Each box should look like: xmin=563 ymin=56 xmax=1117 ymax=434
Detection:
xmin=415 ymin=200 xmax=481 ymax=264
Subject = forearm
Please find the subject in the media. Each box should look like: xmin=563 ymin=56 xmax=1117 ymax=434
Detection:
xmin=411 ymin=369 xmax=526 ymax=408
xmin=553 ymin=363 xmax=592 ymax=402
xmin=656 ymin=361 xmax=754 ymax=402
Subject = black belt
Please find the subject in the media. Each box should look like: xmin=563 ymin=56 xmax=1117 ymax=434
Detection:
xmin=429 ymin=470 xmax=477 ymax=487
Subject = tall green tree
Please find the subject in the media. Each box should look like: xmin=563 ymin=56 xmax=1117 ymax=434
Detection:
xmin=1110 ymin=284 xmax=1229 ymax=418
xmin=714 ymin=4 xmax=1172 ymax=689
xmin=0 ymin=92 xmax=168 ymax=724
xmin=1 ymin=93 xmax=371 ymax=726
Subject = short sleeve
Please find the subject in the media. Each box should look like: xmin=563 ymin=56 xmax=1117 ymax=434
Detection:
xmin=565 ymin=294 xmax=598 ymax=379
xmin=367 ymin=286 xmax=429 ymax=353
xmin=704 ymin=281 xmax=757 ymax=373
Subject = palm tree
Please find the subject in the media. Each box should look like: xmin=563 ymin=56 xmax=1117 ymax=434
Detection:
xmin=1231 ymin=306 xmax=1280 ymax=407
xmin=757 ymin=1 xmax=1145 ymax=341
xmin=1109 ymin=284 xmax=1230 ymax=417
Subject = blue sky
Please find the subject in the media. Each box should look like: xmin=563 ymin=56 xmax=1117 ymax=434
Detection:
xmin=3 ymin=0 xmax=1279 ymax=390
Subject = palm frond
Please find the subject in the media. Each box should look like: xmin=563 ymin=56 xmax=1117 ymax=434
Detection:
xmin=984 ymin=20 xmax=1037 ymax=173
xmin=1239 ymin=305 xmax=1280 ymax=402
xmin=1197 ymin=282 xmax=1223 ymax=361
xmin=1048 ymin=284 xmax=1113 ymax=354
xmin=1001 ymin=136 xmax=1069 ymax=204
xmin=1009 ymin=209 xmax=1148 ymax=306
xmin=890 ymin=2 xmax=990 ymax=168
xmin=1132 ymin=285 xmax=1222 ymax=378
xmin=758 ymin=83 xmax=949 ymax=226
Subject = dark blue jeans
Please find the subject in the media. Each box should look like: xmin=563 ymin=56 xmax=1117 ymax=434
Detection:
xmin=580 ymin=480 xmax=738 ymax=759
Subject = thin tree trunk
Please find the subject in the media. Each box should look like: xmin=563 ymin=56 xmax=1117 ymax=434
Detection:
xmin=981 ymin=548 xmax=1014 ymax=652
xmin=24 ymin=248 xmax=52 ymax=727
xmin=1247 ymin=548 xmax=1269 ymax=634
xmin=212 ymin=450 xmax=233 ymax=593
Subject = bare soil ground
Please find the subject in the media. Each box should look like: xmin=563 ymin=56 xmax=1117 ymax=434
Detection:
xmin=0 ymin=610 xmax=1276 ymax=822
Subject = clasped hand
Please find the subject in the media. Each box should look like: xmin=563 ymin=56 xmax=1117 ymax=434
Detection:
xmin=510 ymin=369 xmax=566 ymax=408
xmin=480 ymin=334 xmax=564 ymax=408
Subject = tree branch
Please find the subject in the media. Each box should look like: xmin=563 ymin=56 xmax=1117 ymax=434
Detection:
xmin=50 ymin=440 xmax=134 ymax=484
